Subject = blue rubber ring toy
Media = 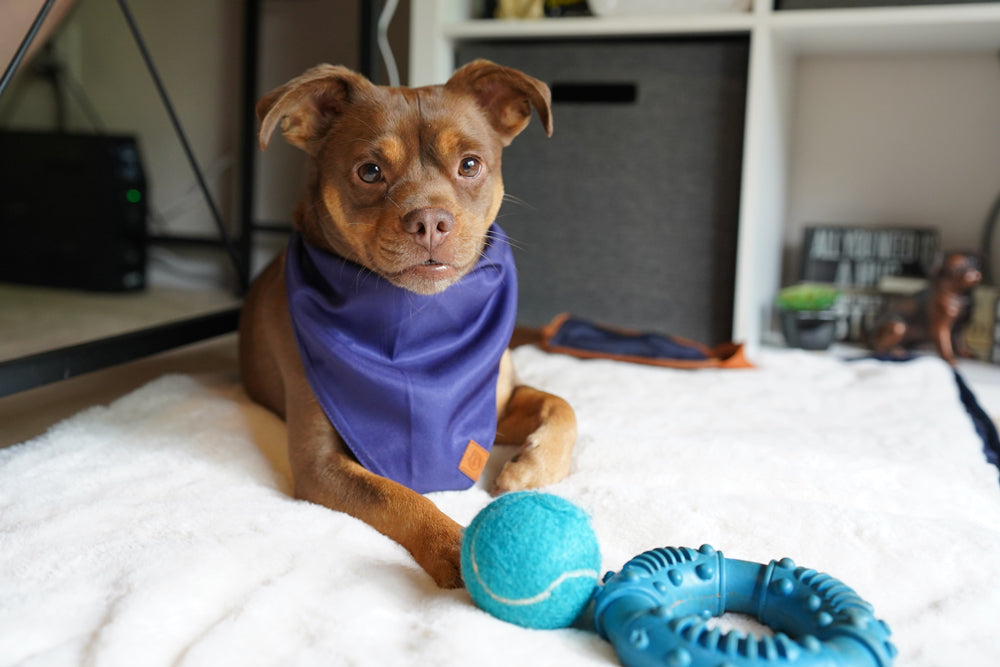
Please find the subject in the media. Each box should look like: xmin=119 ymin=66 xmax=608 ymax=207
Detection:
xmin=592 ymin=545 xmax=897 ymax=667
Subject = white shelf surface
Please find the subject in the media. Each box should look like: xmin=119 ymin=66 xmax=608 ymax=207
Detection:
xmin=441 ymin=14 xmax=755 ymax=40
xmin=441 ymin=5 xmax=1000 ymax=53
xmin=771 ymin=5 xmax=1000 ymax=53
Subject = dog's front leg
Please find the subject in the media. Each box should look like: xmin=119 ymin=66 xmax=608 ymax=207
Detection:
xmin=494 ymin=384 xmax=577 ymax=494
xmin=285 ymin=386 xmax=464 ymax=588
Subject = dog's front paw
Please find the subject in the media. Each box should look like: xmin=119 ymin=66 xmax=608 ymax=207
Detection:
xmin=493 ymin=437 xmax=571 ymax=495
xmin=413 ymin=520 xmax=464 ymax=589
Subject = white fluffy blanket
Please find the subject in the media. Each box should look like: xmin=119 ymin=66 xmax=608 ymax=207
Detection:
xmin=2 ymin=346 xmax=1000 ymax=666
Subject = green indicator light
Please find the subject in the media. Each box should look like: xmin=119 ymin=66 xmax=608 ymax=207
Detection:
xmin=126 ymin=188 xmax=142 ymax=204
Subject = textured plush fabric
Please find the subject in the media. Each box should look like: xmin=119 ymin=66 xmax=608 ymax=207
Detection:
xmin=1 ymin=347 xmax=999 ymax=665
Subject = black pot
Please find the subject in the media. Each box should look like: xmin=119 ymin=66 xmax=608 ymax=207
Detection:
xmin=779 ymin=310 xmax=838 ymax=350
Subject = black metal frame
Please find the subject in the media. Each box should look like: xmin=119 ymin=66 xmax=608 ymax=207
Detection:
xmin=0 ymin=308 xmax=241 ymax=397
xmin=0 ymin=0 xmax=381 ymax=399
xmin=0 ymin=0 xmax=58 ymax=99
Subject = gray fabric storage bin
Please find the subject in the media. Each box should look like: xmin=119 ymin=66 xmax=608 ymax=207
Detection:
xmin=455 ymin=38 xmax=748 ymax=345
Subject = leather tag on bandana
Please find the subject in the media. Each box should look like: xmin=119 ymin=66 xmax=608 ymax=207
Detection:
xmin=458 ymin=440 xmax=489 ymax=482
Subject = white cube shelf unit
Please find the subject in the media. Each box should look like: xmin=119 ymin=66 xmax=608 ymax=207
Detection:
xmin=409 ymin=1 xmax=1000 ymax=352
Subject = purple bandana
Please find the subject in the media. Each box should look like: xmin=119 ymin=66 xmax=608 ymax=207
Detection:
xmin=284 ymin=225 xmax=518 ymax=493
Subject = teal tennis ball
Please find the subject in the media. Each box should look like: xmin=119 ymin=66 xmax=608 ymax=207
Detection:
xmin=461 ymin=491 xmax=601 ymax=629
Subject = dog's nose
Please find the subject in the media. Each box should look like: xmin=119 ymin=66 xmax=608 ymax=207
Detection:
xmin=402 ymin=207 xmax=454 ymax=252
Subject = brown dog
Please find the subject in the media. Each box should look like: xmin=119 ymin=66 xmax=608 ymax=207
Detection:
xmin=239 ymin=61 xmax=577 ymax=588
xmin=870 ymin=250 xmax=983 ymax=365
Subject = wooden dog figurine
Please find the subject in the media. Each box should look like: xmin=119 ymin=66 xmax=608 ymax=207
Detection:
xmin=239 ymin=61 xmax=577 ymax=588
xmin=870 ymin=250 xmax=983 ymax=365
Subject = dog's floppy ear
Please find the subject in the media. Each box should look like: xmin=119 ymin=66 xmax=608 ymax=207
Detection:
xmin=256 ymin=64 xmax=372 ymax=154
xmin=446 ymin=59 xmax=553 ymax=146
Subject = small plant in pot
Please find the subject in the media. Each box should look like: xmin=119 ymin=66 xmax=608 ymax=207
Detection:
xmin=775 ymin=283 xmax=842 ymax=350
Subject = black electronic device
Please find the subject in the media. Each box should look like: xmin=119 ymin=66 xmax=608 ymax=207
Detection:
xmin=0 ymin=130 xmax=148 ymax=292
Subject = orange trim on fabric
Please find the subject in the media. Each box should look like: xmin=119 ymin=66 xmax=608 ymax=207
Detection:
xmin=539 ymin=313 xmax=754 ymax=370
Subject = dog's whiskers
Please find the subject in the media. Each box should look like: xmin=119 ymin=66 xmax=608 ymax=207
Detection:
xmin=501 ymin=193 xmax=536 ymax=211
xmin=353 ymin=263 xmax=384 ymax=292
xmin=488 ymin=228 xmax=524 ymax=252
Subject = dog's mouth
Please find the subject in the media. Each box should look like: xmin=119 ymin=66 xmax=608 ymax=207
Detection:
xmin=381 ymin=254 xmax=475 ymax=295
xmin=380 ymin=257 xmax=460 ymax=293
xmin=410 ymin=259 xmax=456 ymax=277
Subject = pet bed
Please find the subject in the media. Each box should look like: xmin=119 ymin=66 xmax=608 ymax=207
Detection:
xmin=2 ymin=345 xmax=999 ymax=666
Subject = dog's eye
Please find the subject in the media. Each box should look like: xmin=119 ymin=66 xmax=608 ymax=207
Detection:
xmin=458 ymin=157 xmax=482 ymax=178
xmin=357 ymin=163 xmax=383 ymax=183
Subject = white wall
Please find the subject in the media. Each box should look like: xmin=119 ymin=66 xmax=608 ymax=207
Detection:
xmin=784 ymin=51 xmax=1000 ymax=283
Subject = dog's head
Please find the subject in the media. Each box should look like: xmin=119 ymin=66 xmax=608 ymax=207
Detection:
xmin=257 ymin=60 xmax=552 ymax=295
xmin=933 ymin=251 xmax=982 ymax=294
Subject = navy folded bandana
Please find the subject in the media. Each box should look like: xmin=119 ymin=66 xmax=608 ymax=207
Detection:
xmin=285 ymin=225 xmax=518 ymax=493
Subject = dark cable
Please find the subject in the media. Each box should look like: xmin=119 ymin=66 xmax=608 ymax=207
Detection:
xmin=0 ymin=0 xmax=58 ymax=100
